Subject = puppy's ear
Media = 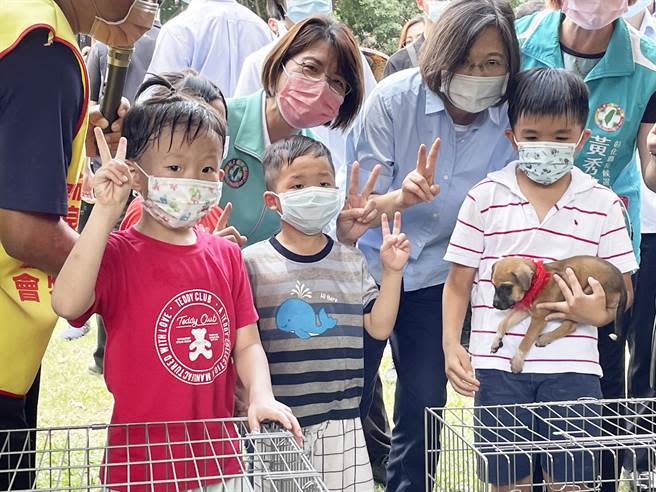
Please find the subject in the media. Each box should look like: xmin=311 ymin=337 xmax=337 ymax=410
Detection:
xmin=513 ymin=262 xmax=534 ymax=292
xmin=490 ymin=261 xmax=497 ymax=280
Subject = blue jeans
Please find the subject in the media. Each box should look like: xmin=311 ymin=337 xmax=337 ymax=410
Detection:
xmin=362 ymin=284 xmax=447 ymax=491
xmin=475 ymin=369 xmax=603 ymax=486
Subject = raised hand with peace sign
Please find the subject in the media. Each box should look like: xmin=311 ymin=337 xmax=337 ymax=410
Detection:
xmin=379 ymin=212 xmax=410 ymax=273
xmin=92 ymin=127 xmax=132 ymax=212
xmin=397 ymin=137 xmax=441 ymax=209
xmin=336 ymin=161 xmax=382 ymax=244
xmin=213 ymin=202 xmax=247 ymax=246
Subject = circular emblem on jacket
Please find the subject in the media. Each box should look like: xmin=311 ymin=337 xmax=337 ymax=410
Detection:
xmin=594 ymin=103 xmax=625 ymax=132
xmin=223 ymin=159 xmax=249 ymax=188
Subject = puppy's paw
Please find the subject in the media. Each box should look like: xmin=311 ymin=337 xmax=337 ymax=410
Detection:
xmin=490 ymin=337 xmax=503 ymax=353
xmin=535 ymin=335 xmax=550 ymax=347
xmin=510 ymin=352 xmax=525 ymax=374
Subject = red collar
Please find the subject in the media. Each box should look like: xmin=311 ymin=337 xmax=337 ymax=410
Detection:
xmin=515 ymin=260 xmax=551 ymax=310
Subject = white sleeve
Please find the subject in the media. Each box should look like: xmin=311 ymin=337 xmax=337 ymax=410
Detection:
xmin=234 ymin=53 xmax=263 ymax=97
xmin=597 ymin=198 xmax=638 ymax=273
xmin=443 ymin=193 xmax=485 ymax=268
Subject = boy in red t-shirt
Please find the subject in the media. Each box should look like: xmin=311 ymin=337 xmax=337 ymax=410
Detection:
xmin=52 ymin=86 xmax=300 ymax=492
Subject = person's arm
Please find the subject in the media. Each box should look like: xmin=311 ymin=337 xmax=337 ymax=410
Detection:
xmin=364 ymin=212 xmax=409 ymax=339
xmin=443 ymin=264 xmax=480 ymax=397
xmin=441 ymin=191 xmax=486 ymax=396
xmin=0 ymin=212 xmax=78 ymax=276
xmin=639 ymin=122 xmax=656 ymax=191
xmin=537 ymin=196 xmax=638 ymax=323
xmin=52 ymin=130 xmax=131 ymax=319
xmin=233 ymin=323 xmax=302 ymax=441
xmin=0 ymin=29 xmax=83 ymax=274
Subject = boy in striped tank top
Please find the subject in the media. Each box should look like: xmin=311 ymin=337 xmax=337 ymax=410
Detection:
xmin=443 ymin=68 xmax=637 ymax=490
xmin=243 ymin=136 xmax=410 ymax=492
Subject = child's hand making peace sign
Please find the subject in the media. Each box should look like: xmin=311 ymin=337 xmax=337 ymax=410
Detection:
xmin=93 ymin=127 xmax=133 ymax=210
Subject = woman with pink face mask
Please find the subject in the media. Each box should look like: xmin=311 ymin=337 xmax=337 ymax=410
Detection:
xmin=220 ymin=15 xmax=364 ymax=247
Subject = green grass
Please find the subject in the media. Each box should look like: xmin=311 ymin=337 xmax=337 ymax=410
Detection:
xmin=39 ymin=320 xmax=475 ymax=491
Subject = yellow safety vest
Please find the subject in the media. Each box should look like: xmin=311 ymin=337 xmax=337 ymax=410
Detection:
xmin=0 ymin=0 xmax=89 ymax=395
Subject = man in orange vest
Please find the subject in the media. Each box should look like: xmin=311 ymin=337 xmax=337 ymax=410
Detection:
xmin=0 ymin=1 xmax=156 ymax=489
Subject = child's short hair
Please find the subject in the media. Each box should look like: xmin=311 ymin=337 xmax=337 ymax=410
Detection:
xmin=136 ymin=70 xmax=227 ymax=116
xmin=123 ymin=77 xmax=227 ymax=161
xmin=507 ymin=68 xmax=589 ymax=129
xmin=263 ymin=135 xmax=335 ymax=190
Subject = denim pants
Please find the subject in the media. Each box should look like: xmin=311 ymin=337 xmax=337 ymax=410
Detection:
xmin=362 ymin=284 xmax=448 ymax=491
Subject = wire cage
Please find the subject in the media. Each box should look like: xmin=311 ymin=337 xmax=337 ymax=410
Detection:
xmin=0 ymin=417 xmax=328 ymax=491
xmin=426 ymin=398 xmax=656 ymax=491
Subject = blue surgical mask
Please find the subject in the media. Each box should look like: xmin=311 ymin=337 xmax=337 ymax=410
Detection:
xmin=624 ymin=0 xmax=651 ymax=18
xmin=285 ymin=0 xmax=332 ymax=22
xmin=427 ymin=0 xmax=449 ymax=22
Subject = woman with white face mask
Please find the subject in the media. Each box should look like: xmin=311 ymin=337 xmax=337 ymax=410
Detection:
xmin=343 ymin=0 xmax=520 ymax=489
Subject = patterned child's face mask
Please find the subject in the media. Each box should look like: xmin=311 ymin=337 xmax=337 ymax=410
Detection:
xmin=516 ymin=136 xmax=582 ymax=186
xmin=132 ymin=162 xmax=222 ymax=229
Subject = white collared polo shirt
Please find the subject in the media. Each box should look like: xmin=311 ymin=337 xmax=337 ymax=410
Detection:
xmin=444 ymin=162 xmax=638 ymax=376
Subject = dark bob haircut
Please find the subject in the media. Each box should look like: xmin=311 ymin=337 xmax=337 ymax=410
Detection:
xmin=420 ymin=0 xmax=520 ymax=103
xmin=262 ymin=135 xmax=334 ymax=190
xmin=122 ymin=75 xmax=226 ymax=161
xmin=261 ymin=15 xmax=364 ymax=130
xmin=507 ymin=68 xmax=589 ymax=129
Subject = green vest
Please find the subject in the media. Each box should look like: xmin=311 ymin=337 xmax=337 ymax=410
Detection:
xmin=517 ymin=10 xmax=656 ymax=257
xmin=222 ymin=90 xmax=315 ymax=246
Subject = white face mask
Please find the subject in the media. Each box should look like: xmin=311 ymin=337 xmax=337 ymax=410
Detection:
xmin=133 ymin=163 xmax=222 ymax=229
xmin=276 ymin=187 xmax=342 ymax=235
xmin=516 ymin=138 xmax=582 ymax=185
xmin=426 ymin=0 xmax=449 ymax=22
xmin=441 ymin=72 xmax=509 ymax=114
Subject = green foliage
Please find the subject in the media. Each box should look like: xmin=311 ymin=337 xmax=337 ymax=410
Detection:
xmin=334 ymin=0 xmax=420 ymax=55
xmin=159 ymin=0 xmax=188 ymax=24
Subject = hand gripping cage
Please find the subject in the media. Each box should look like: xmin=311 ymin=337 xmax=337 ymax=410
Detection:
xmin=0 ymin=417 xmax=328 ymax=491
xmin=426 ymin=398 xmax=656 ymax=491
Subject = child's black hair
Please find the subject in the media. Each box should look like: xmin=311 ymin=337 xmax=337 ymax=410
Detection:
xmin=507 ymin=68 xmax=589 ymax=130
xmin=263 ymin=135 xmax=334 ymax=190
xmin=122 ymin=74 xmax=226 ymax=161
xmin=136 ymin=69 xmax=227 ymax=116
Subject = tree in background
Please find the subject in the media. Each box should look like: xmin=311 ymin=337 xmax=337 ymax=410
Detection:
xmin=158 ymin=0 xmax=527 ymax=56
xmin=160 ymin=0 xmax=188 ymax=23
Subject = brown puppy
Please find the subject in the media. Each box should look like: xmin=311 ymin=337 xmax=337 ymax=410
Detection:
xmin=490 ymin=256 xmax=626 ymax=374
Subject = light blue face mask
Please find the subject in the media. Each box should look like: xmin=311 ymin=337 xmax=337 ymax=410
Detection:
xmin=427 ymin=0 xmax=449 ymax=22
xmin=624 ymin=0 xmax=651 ymax=18
xmin=285 ymin=0 xmax=332 ymax=22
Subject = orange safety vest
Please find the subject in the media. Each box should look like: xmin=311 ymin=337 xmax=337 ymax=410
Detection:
xmin=0 ymin=0 xmax=89 ymax=395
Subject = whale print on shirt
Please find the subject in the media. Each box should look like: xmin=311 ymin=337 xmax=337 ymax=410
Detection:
xmin=274 ymin=282 xmax=337 ymax=339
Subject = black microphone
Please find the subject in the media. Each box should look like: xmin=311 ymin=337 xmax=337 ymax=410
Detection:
xmin=99 ymin=46 xmax=134 ymax=127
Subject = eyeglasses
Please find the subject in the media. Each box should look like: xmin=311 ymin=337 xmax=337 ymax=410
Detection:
xmin=287 ymin=59 xmax=352 ymax=96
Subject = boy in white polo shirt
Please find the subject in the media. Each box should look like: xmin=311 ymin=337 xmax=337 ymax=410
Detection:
xmin=442 ymin=68 xmax=637 ymax=489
